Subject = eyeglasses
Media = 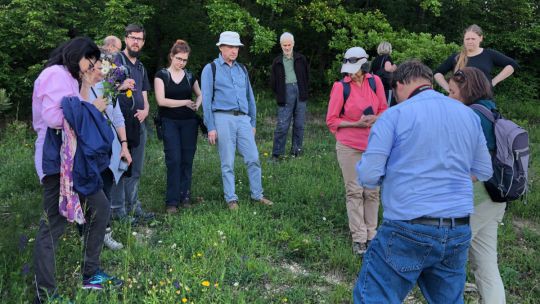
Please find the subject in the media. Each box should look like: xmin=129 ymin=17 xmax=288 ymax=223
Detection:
xmin=342 ymin=57 xmax=366 ymax=64
xmin=453 ymin=70 xmax=466 ymax=83
xmin=127 ymin=36 xmax=144 ymax=42
xmin=174 ymin=56 xmax=188 ymax=63
xmin=87 ymin=57 xmax=97 ymax=70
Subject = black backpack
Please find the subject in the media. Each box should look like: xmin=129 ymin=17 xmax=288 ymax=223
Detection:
xmin=470 ymin=104 xmax=530 ymax=202
xmin=372 ymin=55 xmax=392 ymax=88
xmin=339 ymin=75 xmax=376 ymax=116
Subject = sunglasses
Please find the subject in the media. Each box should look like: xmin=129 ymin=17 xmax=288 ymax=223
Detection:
xmin=342 ymin=57 xmax=366 ymax=64
xmin=453 ymin=70 xmax=466 ymax=83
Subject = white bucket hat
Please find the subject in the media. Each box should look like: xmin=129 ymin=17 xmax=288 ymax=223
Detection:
xmin=340 ymin=47 xmax=369 ymax=74
xmin=216 ymin=31 xmax=244 ymax=47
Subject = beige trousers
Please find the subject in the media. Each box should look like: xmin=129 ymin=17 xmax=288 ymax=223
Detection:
xmin=336 ymin=141 xmax=380 ymax=243
xmin=470 ymin=183 xmax=507 ymax=304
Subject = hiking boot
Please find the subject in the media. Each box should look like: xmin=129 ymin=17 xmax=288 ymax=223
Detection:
xmin=180 ymin=198 xmax=193 ymax=209
xmin=352 ymin=242 xmax=367 ymax=255
xmin=228 ymin=201 xmax=239 ymax=210
xmin=166 ymin=206 xmax=178 ymax=214
xmin=82 ymin=269 xmax=123 ymax=290
xmin=103 ymin=229 xmax=123 ymax=250
xmin=134 ymin=209 xmax=155 ymax=222
xmin=253 ymin=197 xmax=273 ymax=206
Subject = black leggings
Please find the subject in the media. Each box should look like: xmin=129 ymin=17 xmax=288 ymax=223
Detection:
xmin=34 ymin=174 xmax=110 ymax=303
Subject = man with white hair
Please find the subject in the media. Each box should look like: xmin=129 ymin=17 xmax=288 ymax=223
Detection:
xmin=270 ymin=32 xmax=309 ymax=160
xmin=201 ymin=31 xmax=273 ymax=210
xmin=102 ymin=35 xmax=122 ymax=54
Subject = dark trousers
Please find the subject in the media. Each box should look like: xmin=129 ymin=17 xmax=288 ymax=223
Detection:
xmin=272 ymin=83 xmax=306 ymax=156
xmin=162 ymin=117 xmax=198 ymax=206
xmin=34 ymin=174 xmax=110 ymax=303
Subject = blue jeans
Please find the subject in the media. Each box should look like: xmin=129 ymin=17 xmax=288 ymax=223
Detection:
xmin=353 ymin=220 xmax=471 ymax=303
xmin=110 ymin=122 xmax=147 ymax=216
xmin=162 ymin=117 xmax=198 ymax=206
xmin=214 ymin=112 xmax=263 ymax=203
xmin=272 ymin=83 xmax=306 ymax=156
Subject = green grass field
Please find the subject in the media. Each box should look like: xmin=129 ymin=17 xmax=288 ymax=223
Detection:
xmin=0 ymin=91 xmax=538 ymax=303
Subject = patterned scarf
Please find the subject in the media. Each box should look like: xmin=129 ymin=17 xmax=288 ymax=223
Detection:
xmin=59 ymin=118 xmax=85 ymax=224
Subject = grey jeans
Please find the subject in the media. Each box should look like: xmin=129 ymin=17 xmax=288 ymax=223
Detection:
xmin=110 ymin=122 xmax=147 ymax=216
xmin=272 ymin=83 xmax=306 ymax=156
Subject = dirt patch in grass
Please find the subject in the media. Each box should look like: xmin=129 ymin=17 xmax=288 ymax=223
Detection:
xmin=513 ymin=217 xmax=540 ymax=235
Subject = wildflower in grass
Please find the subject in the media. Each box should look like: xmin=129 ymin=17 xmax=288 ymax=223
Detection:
xmin=214 ymin=282 xmax=219 ymax=288
xmin=282 ymin=298 xmax=288 ymax=302
xmin=196 ymin=252 xmax=203 ymax=257
xmin=171 ymin=243 xmax=177 ymax=249
xmin=18 ymin=234 xmax=28 ymax=252
xmin=160 ymin=280 xmax=165 ymax=286
xmin=176 ymin=290 xmax=181 ymax=295
xmin=322 ymin=217 xmax=327 ymax=221
xmin=264 ymin=152 xmax=269 ymax=157
xmin=173 ymin=280 xmax=180 ymax=289
xmin=182 ymin=298 xmax=188 ymax=303
xmin=21 ymin=263 xmax=30 ymax=276
xmin=132 ymin=231 xmax=137 ymax=236
xmin=29 ymin=238 xmax=34 ymax=243
xmin=201 ymin=280 xmax=210 ymax=287
xmin=233 ymin=282 xmax=239 ymax=287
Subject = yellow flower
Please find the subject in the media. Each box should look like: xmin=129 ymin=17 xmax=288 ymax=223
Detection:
xmin=263 ymin=152 xmax=269 ymax=157
xmin=126 ymin=89 xmax=133 ymax=98
xmin=196 ymin=252 xmax=203 ymax=257
xmin=182 ymin=298 xmax=188 ymax=303
xmin=112 ymin=63 xmax=117 ymax=68
xmin=201 ymin=280 xmax=210 ymax=287
xmin=214 ymin=282 xmax=219 ymax=288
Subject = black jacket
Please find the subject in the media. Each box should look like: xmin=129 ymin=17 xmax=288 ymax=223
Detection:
xmin=270 ymin=52 xmax=309 ymax=105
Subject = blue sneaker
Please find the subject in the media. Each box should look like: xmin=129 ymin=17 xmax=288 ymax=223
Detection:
xmin=82 ymin=269 xmax=123 ymax=290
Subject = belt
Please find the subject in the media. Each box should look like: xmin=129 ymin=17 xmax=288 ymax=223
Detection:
xmin=214 ymin=110 xmax=246 ymax=116
xmin=406 ymin=216 xmax=470 ymax=227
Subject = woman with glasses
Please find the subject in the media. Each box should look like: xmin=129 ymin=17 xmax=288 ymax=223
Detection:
xmin=434 ymin=24 xmax=518 ymax=93
xmin=32 ymin=37 xmax=122 ymax=303
xmin=448 ymin=67 xmax=506 ymax=304
xmin=326 ymin=47 xmax=387 ymax=256
xmin=154 ymin=40 xmax=202 ymax=214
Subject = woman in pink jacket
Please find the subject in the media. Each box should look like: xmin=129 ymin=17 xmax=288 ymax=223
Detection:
xmin=326 ymin=47 xmax=387 ymax=255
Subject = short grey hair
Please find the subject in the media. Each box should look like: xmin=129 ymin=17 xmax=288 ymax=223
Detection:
xmin=103 ymin=35 xmax=121 ymax=48
xmin=377 ymin=41 xmax=392 ymax=55
xmin=280 ymin=32 xmax=294 ymax=44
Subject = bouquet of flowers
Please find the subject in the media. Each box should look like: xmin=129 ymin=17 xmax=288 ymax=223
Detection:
xmin=100 ymin=53 xmax=132 ymax=105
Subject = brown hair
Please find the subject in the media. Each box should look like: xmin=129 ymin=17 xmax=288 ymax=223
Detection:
xmin=455 ymin=24 xmax=483 ymax=71
xmin=449 ymin=67 xmax=493 ymax=105
xmin=168 ymin=39 xmax=191 ymax=64
xmin=391 ymin=60 xmax=433 ymax=89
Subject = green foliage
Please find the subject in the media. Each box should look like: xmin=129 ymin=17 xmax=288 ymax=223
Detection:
xmin=0 ymin=89 xmax=12 ymax=114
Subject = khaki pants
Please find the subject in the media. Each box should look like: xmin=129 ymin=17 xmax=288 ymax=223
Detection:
xmin=336 ymin=141 xmax=380 ymax=243
xmin=470 ymin=183 xmax=507 ymax=304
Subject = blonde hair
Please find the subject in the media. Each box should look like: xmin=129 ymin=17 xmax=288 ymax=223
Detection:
xmin=455 ymin=24 xmax=483 ymax=71
xmin=377 ymin=41 xmax=392 ymax=55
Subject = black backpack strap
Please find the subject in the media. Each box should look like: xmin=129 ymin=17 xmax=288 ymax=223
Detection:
xmin=470 ymin=104 xmax=496 ymax=123
xmin=211 ymin=62 xmax=217 ymax=103
xmin=340 ymin=80 xmax=350 ymax=116
xmin=368 ymin=75 xmax=376 ymax=93
xmin=185 ymin=69 xmax=194 ymax=89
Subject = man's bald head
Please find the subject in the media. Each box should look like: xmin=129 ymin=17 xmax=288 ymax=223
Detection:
xmin=103 ymin=36 xmax=122 ymax=54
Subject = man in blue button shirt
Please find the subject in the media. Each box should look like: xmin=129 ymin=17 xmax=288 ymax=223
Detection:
xmin=353 ymin=60 xmax=493 ymax=303
xmin=201 ymin=31 xmax=273 ymax=210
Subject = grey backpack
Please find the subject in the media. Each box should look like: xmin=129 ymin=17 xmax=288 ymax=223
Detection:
xmin=470 ymin=104 xmax=530 ymax=202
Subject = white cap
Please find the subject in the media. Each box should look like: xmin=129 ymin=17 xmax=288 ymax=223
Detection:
xmin=216 ymin=31 xmax=244 ymax=47
xmin=340 ymin=47 xmax=369 ymax=74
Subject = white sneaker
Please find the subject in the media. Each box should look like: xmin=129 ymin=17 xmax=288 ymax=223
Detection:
xmin=104 ymin=231 xmax=123 ymax=250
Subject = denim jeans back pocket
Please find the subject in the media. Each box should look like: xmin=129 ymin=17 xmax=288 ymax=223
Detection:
xmin=386 ymin=231 xmax=433 ymax=272
xmin=442 ymin=237 xmax=470 ymax=269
